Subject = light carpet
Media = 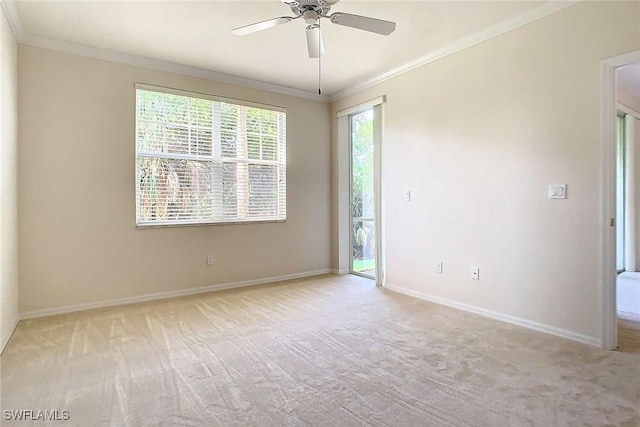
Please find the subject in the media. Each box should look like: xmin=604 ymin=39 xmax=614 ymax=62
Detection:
xmin=2 ymin=274 xmax=639 ymax=426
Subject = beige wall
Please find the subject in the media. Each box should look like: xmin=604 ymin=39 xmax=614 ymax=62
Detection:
xmin=331 ymin=1 xmax=640 ymax=340
xmin=18 ymin=46 xmax=330 ymax=313
xmin=0 ymin=6 xmax=18 ymax=351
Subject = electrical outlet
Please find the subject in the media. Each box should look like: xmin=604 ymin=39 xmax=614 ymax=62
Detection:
xmin=436 ymin=262 xmax=443 ymax=274
xmin=471 ymin=267 xmax=479 ymax=280
xmin=207 ymin=255 xmax=215 ymax=265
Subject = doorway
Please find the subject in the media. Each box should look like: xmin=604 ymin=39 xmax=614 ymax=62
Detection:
xmin=336 ymin=97 xmax=385 ymax=285
xmin=350 ymin=109 xmax=376 ymax=279
xmin=614 ymin=62 xmax=640 ymax=353
xmin=602 ymin=51 xmax=640 ymax=351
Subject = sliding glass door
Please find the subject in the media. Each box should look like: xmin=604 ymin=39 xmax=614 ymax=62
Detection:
xmin=350 ymin=109 xmax=376 ymax=279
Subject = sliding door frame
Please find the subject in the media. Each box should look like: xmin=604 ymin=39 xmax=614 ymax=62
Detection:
xmin=600 ymin=50 xmax=640 ymax=350
xmin=337 ymin=97 xmax=386 ymax=286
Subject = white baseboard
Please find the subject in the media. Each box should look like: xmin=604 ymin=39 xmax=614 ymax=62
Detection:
xmin=331 ymin=268 xmax=350 ymax=275
xmin=20 ymin=269 xmax=332 ymax=320
xmin=384 ymin=283 xmax=601 ymax=347
xmin=1 ymin=316 xmax=20 ymax=355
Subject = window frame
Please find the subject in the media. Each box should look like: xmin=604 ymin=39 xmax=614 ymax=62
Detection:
xmin=135 ymin=83 xmax=287 ymax=228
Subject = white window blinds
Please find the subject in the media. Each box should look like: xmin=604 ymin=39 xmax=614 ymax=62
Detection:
xmin=135 ymin=85 xmax=286 ymax=226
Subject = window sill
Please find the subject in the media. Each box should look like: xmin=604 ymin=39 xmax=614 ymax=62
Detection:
xmin=136 ymin=218 xmax=286 ymax=229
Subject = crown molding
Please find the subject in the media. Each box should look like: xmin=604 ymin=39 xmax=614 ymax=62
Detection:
xmin=21 ymin=34 xmax=329 ymax=102
xmin=0 ymin=0 xmax=24 ymax=41
xmin=2 ymin=0 xmax=578 ymax=104
xmin=329 ymin=1 xmax=579 ymax=102
xmin=0 ymin=0 xmax=327 ymax=102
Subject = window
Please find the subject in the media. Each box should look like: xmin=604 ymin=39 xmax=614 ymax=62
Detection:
xmin=135 ymin=85 xmax=286 ymax=226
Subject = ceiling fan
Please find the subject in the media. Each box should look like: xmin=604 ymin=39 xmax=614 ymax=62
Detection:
xmin=231 ymin=0 xmax=397 ymax=59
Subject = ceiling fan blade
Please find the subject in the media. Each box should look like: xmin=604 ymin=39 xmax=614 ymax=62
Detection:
xmin=306 ymin=25 xmax=325 ymax=58
xmin=232 ymin=17 xmax=293 ymax=36
xmin=329 ymin=12 xmax=396 ymax=36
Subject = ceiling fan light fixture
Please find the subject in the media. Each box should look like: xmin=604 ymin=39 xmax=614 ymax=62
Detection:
xmin=305 ymin=24 xmax=325 ymax=58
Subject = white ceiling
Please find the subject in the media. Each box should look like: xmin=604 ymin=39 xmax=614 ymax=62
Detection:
xmin=10 ymin=0 xmax=550 ymax=97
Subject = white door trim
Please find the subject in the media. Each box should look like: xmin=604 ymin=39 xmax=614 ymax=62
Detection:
xmin=338 ymin=98 xmax=386 ymax=283
xmin=600 ymin=50 xmax=640 ymax=350
xmin=372 ymin=103 xmax=385 ymax=286
xmin=337 ymin=115 xmax=351 ymax=274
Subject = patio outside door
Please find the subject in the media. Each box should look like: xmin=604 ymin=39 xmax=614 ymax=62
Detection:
xmin=350 ymin=109 xmax=376 ymax=279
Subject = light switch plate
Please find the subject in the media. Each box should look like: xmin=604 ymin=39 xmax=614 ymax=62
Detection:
xmin=548 ymin=184 xmax=567 ymax=199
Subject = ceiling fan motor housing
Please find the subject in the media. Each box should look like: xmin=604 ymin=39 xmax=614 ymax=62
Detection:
xmin=303 ymin=10 xmax=320 ymax=24
xmin=290 ymin=0 xmax=332 ymax=19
